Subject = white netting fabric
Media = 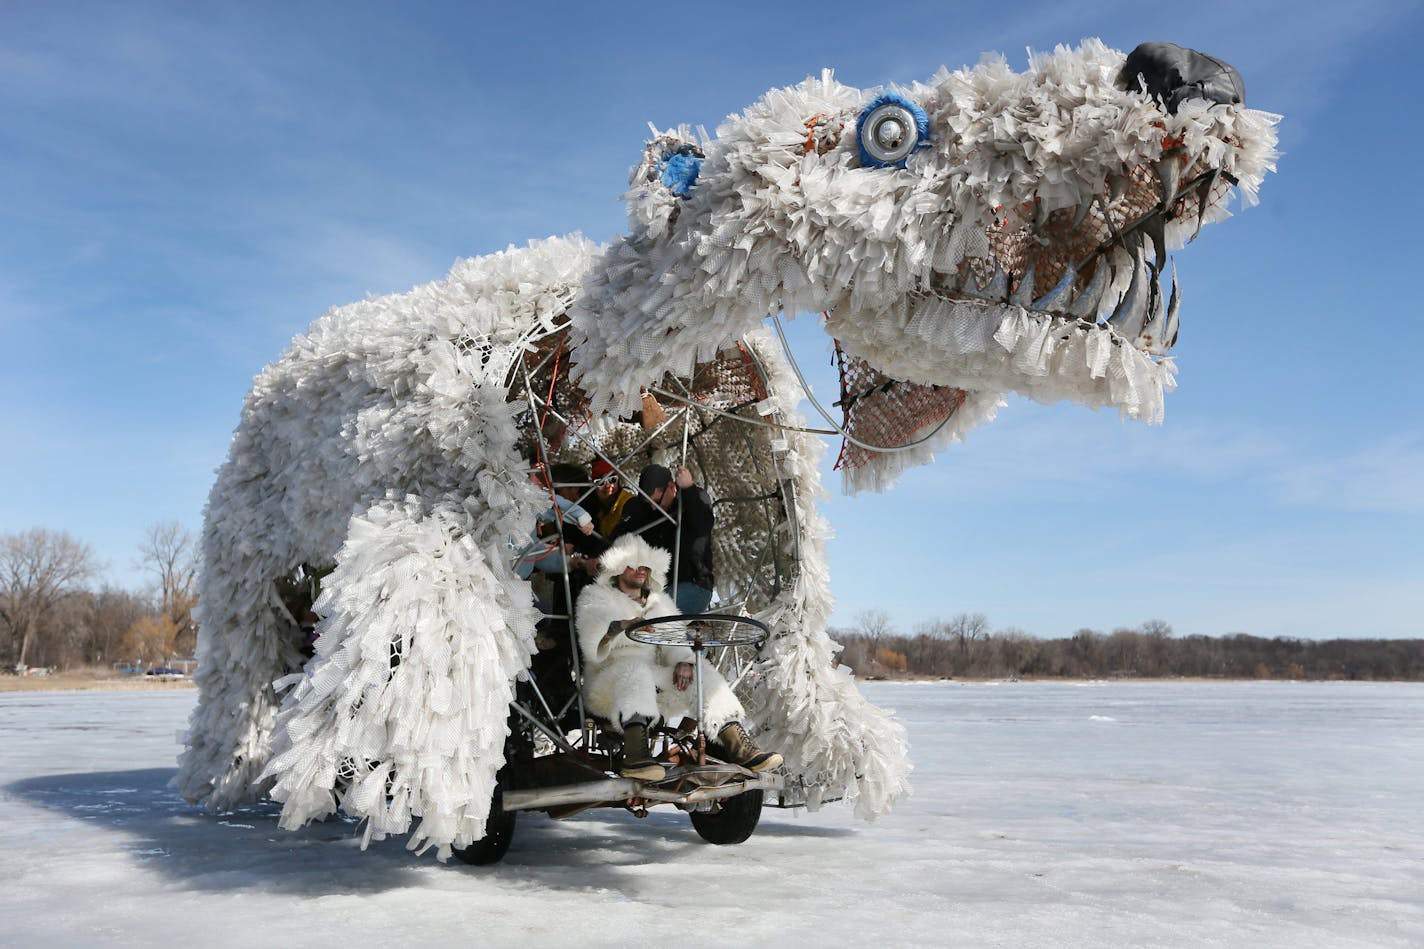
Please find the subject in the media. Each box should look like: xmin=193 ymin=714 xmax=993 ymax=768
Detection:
xmin=262 ymin=500 xmax=538 ymax=860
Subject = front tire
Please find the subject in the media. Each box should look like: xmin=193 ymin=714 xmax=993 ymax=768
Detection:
xmin=451 ymin=764 xmax=517 ymax=865
xmin=689 ymin=788 xmax=763 ymax=845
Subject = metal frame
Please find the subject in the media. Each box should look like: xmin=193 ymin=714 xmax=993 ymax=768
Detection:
xmin=498 ymin=320 xmax=804 ymax=820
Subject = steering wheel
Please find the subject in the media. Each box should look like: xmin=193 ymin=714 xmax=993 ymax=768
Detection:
xmin=622 ymin=613 xmax=770 ymax=649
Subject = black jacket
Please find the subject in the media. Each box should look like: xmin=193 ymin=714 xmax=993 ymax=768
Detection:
xmin=614 ymin=486 xmax=715 ymax=590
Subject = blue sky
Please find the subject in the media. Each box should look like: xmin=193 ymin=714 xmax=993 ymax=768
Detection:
xmin=2 ymin=0 xmax=1420 ymax=639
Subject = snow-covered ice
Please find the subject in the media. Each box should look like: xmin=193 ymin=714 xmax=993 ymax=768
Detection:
xmin=2 ymin=680 xmax=1421 ymax=947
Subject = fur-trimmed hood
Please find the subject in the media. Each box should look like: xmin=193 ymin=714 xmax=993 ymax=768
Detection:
xmin=595 ymin=533 xmax=671 ymax=594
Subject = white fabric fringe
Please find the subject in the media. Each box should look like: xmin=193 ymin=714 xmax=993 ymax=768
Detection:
xmin=263 ymin=500 xmax=537 ymax=860
xmin=176 ymin=236 xmax=587 ymax=849
xmin=740 ymin=330 xmax=913 ymax=818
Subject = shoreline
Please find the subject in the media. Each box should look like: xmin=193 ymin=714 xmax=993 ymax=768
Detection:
xmin=0 ymin=672 xmax=196 ymax=693
xmin=854 ymin=673 xmax=1421 ymax=684
xmin=5 ymin=672 xmax=1416 ymax=694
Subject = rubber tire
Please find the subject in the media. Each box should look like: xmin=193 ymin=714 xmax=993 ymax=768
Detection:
xmin=451 ymin=766 xmax=517 ymax=866
xmin=689 ymin=788 xmax=763 ymax=845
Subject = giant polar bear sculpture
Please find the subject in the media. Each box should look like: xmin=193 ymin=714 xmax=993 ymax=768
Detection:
xmin=177 ymin=40 xmax=1278 ymax=859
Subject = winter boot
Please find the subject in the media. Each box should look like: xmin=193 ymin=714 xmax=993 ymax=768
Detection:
xmin=619 ymin=718 xmax=666 ymax=781
xmin=715 ymin=721 xmax=783 ymax=772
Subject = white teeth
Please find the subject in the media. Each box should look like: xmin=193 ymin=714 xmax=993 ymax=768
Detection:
xmin=1096 ymin=194 xmax=1123 ymax=242
xmin=1137 ymin=266 xmax=1168 ymax=354
xmin=1010 ymin=264 xmax=1036 ymax=308
xmin=1107 ymin=246 xmax=1150 ymax=339
xmin=1109 ymin=172 xmax=1130 ymax=204
xmin=1032 ymin=197 xmax=1052 ymax=233
xmin=1032 ymin=266 xmax=1077 ymax=313
xmin=1154 ymin=149 xmax=1186 ymax=210
xmin=1071 ymin=195 xmax=1094 ymax=230
xmin=1068 ymin=261 xmax=1111 ymax=319
xmin=1142 ymin=213 xmax=1167 ymax=275
xmin=963 ymin=263 xmax=1008 ymax=302
xmin=1163 ymin=261 xmax=1181 ymax=350
xmin=1191 ymin=169 xmax=1220 ymax=241
xmin=944 ymin=166 xmax=1194 ymax=354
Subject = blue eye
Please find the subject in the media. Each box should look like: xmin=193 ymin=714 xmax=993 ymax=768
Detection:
xmin=658 ymin=145 xmax=704 ymax=197
xmin=856 ymin=93 xmax=930 ymax=168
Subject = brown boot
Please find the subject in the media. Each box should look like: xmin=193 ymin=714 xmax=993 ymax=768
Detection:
xmin=715 ymin=722 xmax=783 ymax=772
xmin=619 ymin=720 xmax=666 ymax=781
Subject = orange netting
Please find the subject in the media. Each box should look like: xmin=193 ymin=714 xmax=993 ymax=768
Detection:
xmin=833 ymin=343 xmax=968 ymax=472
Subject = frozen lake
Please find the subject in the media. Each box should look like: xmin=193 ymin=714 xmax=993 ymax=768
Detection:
xmin=3 ymin=680 xmax=1421 ymax=947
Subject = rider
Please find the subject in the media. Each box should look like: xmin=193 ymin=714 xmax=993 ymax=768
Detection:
xmin=614 ymin=463 xmax=716 ymax=615
xmin=586 ymin=458 xmax=635 ymax=539
xmin=574 ymin=533 xmax=782 ymax=780
xmin=515 ymin=461 xmax=602 ymax=582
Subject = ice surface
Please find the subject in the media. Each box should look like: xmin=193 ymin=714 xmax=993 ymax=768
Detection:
xmin=2 ymin=681 xmax=1421 ymax=947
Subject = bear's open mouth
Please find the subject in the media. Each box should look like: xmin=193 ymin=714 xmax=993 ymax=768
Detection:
xmin=923 ymin=142 xmax=1238 ymax=356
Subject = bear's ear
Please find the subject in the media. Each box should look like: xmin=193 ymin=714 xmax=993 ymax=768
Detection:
xmin=623 ymin=125 xmax=705 ymax=241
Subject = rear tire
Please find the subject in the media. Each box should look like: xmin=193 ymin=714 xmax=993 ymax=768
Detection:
xmin=689 ymin=788 xmax=763 ymax=845
xmin=451 ymin=764 xmax=517 ymax=865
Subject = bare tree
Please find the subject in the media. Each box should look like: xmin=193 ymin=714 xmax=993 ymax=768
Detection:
xmin=1142 ymin=618 xmax=1174 ymax=639
xmin=841 ymin=609 xmax=896 ymax=675
xmin=1068 ymin=627 xmax=1104 ymax=676
xmin=946 ymin=612 xmax=989 ymax=655
xmin=992 ymin=626 xmax=1039 ymax=676
xmin=135 ymin=521 xmax=199 ymax=655
xmin=0 ymin=529 xmax=100 ymax=666
xmin=854 ymin=608 xmax=896 ymax=650
xmin=46 ymin=587 xmax=154 ymax=669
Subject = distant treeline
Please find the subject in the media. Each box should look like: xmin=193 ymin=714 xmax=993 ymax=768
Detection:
xmin=11 ymin=524 xmax=1418 ymax=683
xmin=833 ymin=612 xmax=1424 ymax=681
xmin=2 ymin=526 xmax=196 ymax=672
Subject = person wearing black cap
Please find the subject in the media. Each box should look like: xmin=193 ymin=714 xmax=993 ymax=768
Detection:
xmin=614 ymin=462 xmax=716 ymax=614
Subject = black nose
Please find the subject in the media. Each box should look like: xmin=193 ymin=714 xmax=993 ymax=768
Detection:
xmin=1119 ymin=42 xmax=1245 ymax=112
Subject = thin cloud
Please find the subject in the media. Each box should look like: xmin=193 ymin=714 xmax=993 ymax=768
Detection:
xmin=1274 ymin=433 xmax=1424 ymax=516
xmin=0 ymin=276 xmax=42 ymax=332
xmin=852 ymin=409 xmax=1287 ymax=500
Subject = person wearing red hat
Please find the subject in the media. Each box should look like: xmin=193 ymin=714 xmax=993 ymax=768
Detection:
xmin=587 ymin=457 xmax=635 ymax=539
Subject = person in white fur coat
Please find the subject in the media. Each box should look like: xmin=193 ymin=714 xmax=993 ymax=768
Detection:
xmin=575 ymin=533 xmax=782 ymax=780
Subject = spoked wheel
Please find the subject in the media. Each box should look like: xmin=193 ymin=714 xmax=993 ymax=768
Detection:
xmin=689 ymin=787 xmax=764 ymax=845
xmin=630 ymin=613 xmax=772 ymax=847
xmin=452 ymin=764 xmax=517 ymax=865
xmin=622 ymin=612 xmax=770 ymax=649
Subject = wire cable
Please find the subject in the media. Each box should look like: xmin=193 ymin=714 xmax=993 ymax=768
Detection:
xmin=769 ymin=311 xmax=960 ymax=454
